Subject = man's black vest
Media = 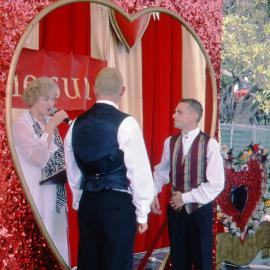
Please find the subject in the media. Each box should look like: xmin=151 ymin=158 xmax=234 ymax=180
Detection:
xmin=72 ymin=103 xmax=130 ymax=192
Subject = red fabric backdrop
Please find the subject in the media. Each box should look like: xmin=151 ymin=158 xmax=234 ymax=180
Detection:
xmin=39 ymin=3 xmax=90 ymax=55
xmin=136 ymin=14 xmax=182 ymax=252
xmin=39 ymin=3 xmax=90 ymax=267
xmin=38 ymin=4 xmax=213 ymax=267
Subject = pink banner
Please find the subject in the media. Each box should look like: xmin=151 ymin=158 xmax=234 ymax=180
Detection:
xmin=13 ymin=48 xmax=107 ymax=110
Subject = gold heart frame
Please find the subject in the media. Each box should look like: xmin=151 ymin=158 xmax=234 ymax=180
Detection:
xmin=5 ymin=0 xmax=217 ymax=269
xmin=109 ymin=9 xmax=151 ymax=50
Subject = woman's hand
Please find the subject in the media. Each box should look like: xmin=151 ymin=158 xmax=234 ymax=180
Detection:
xmin=45 ymin=110 xmax=68 ymax=133
xmin=44 ymin=110 xmax=68 ymax=148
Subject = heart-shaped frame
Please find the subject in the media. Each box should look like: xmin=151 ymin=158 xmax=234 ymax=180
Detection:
xmin=5 ymin=0 xmax=218 ymax=269
xmin=109 ymin=9 xmax=151 ymax=50
xmin=218 ymin=159 xmax=266 ymax=234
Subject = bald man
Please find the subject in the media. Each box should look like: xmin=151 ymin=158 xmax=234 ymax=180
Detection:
xmin=65 ymin=67 xmax=154 ymax=270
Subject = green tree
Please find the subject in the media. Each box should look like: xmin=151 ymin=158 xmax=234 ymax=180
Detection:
xmin=221 ymin=0 xmax=270 ymax=123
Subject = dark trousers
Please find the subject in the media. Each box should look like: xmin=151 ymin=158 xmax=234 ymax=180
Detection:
xmin=167 ymin=203 xmax=213 ymax=270
xmin=77 ymin=190 xmax=136 ymax=270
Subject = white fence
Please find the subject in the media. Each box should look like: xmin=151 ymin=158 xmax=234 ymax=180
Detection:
xmin=220 ymin=123 xmax=270 ymax=154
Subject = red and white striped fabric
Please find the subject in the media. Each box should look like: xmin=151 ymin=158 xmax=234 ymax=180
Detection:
xmin=17 ymin=2 xmax=212 ymax=267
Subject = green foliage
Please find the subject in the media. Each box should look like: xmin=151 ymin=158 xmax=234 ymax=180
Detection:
xmin=222 ymin=0 xmax=270 ymax=112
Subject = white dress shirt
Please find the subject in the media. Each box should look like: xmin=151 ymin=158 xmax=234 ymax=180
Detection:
xmin=64 ymin=100 xmax=154 ymax=224
xmin=153 ymin=127 xmax=225 ymax=204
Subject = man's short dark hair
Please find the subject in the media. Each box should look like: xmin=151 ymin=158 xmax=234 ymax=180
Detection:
xmin=181 ymin=98 xmax=203 ymax=122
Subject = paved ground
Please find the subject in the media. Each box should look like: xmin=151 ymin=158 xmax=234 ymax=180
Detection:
xmin=133 ymin=249 xmax=270 ymax=270
xmin=133 ymin=248 xmax=169 ymax=270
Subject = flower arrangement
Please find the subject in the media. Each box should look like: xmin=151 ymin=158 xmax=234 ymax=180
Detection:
xmin=221 ymin=143 xmax=270 ymax=172
xmin=217 ymin=143 xmax=270 ymax=240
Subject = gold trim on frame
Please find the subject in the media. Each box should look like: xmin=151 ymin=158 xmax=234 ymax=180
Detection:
xmin=109 ymin=9 xmax=151 ymax=50
xmin=216 ymin=222 xmax=270 ymax=269
xmin=5 ymin=0 xmax=218 ymax=269
xmin=158 ymin=252 xmax=170 ymax=270
xmin=262 ymin=247 xmax=270 ymax=259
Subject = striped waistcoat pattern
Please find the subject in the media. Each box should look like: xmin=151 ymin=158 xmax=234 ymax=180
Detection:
xmin=169 ymin=131 xmax=210 ymax=214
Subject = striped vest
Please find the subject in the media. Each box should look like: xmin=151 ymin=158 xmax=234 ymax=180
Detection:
xmin=169 ymin=131 xmax=210 ymax=214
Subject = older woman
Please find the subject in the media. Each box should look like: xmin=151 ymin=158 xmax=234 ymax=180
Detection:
xmin=12 ymin=77 xmax=70 ymax=264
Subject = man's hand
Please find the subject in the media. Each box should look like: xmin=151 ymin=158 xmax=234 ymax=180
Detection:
xmin=150 ymin=196 xmax=162 ymax=215
xmin=170 ymin=191 xmax=184 ymax=211
xmin=137 ymin=223 xmax=148 ymax=234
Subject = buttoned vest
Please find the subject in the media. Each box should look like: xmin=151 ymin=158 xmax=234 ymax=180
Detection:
xmin=169 ymin=131 xmax=210 ymax=213
xmin=72 ymin=103 xmax=129 ymax=192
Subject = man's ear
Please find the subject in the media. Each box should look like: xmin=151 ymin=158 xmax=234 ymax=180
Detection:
xmin=192 ymin=111 xmax=199 ymax=123
xmin=119 ymin=86 xmax=125 ymax=97
xmin=94 ymin=86 xmax=100 ymax=99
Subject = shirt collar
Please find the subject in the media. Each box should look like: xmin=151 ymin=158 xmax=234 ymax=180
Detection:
xmin=182 ymin=127 xmax=200 ymax=140
xmin=96 ymin=100 xmax=118 ymax=109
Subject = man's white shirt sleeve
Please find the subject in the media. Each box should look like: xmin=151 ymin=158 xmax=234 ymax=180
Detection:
xmin=153 ymin=137 xmax=171 ymax=195
xmin=118 ymin=116 xmax=154 ymax=224
xmin=64 ymin=116 xmax=154 ymax=223
xmin=64 ymin=121 xmax=83 ymax=210
xmin=153 ymin=136 xmax=225 ymax=205
xmin=182 ymin=138 xmax=225 ymax=204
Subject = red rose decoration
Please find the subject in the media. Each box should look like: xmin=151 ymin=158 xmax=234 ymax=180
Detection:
xmin=253 ymin=144 xmax=260 ymax=151
xmin=217 ymin=159 xmax=266 ymax=239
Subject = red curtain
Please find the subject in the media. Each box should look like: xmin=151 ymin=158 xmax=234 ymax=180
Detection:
xmin=38 ymin=5 xmax=215 ymax=265
xmin=39 ymin=6 xmax=184 ymax=258
xmin=39 ymin=3 xmax=90 ymax=55
xmin=39 ymin=3 xmax=90 ymax=267
xmin=136 ymin=13 xmax=183 ymax=252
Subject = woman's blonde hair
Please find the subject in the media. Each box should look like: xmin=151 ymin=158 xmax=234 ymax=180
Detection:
xmin=22 ymin=77 xmax=58 ymax=106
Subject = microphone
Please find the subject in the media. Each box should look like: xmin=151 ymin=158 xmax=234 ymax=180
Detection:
xmin=50 ymin=107 xmax=73 ymax=125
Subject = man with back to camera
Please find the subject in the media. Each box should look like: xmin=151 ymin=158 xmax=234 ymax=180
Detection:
xmin=151 ymin=98 xmax=225 ymax=270
xmin=64 ymin=67 xmax=154 ymax=270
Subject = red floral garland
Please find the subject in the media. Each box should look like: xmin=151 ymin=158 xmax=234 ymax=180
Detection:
xmin=217 ymin=144 xmax=269 ymax=240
